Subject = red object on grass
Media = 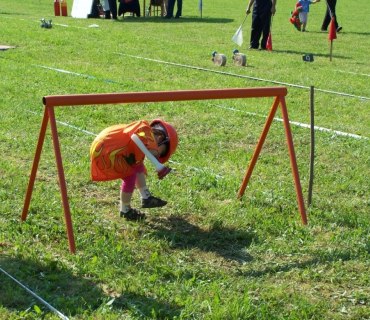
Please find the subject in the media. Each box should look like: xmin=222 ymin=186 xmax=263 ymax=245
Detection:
xmin=61 ymin=0 xmax=68 ymax=17
xmin=266 ymin=33 xmax=273 ymax=51
xmin=54 ymin=0 xmax=60 ymax=16
xmin=328 ymin=17 xmax=337 ymax=41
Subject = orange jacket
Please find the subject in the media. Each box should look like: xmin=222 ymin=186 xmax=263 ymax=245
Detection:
xmin=90 ymin=120 xmax=159 ymax=181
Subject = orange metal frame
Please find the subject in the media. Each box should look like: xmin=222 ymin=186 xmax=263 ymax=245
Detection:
xmin=21 ymin=87 xmax=307 ymax=253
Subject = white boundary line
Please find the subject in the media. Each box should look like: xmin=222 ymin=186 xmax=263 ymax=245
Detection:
xmin=117 ymin=53 xmax=370 ymax=101
xmin=214 ymin=104 xmax=368 ymax=140
xmin=26 ymin=110 xmax=96 ymax=136
xmin=0 ymin=266 xmax=69 ymax=320
xmin=33 ymin=64 xmax=120 ymax=84
xmin=335 ymin=70 xmax=370 ymax=77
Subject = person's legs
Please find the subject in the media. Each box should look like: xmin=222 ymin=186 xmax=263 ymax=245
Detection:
xmin=322 ymin=0 xmax=338 ymax=30
xmin=321 ymin=7 xmax=330 ymax=30
xmin=260 ymin=12 xmax=271 ymax=49
xmin=120 ymin=163 xmax=166 ymax=219
xmin=135 ymin=171 xmax=167 ymax=208
xmin=135 ymin=165 xmax=151 ymax=199
xmin=330 ymin=0 xmax=339 ymax=29
xmin=165 ymin=0 xmax=175 ymax=18
xmin=175 ymin=0 xmax=182 ymax=18
xmin=299 ymin=12 xmax=308 ymax=31
xmin=120 ymin=173 xmax=136 ymax=213
xmin=107 ymin=0 xmax=117 ymax=19
xmin=120 ymin=189 xmax=146 ymax=220
xmin=250 ymin=13 xmax=262 ymax=49
xmin=119 ymin=169 xmax=146 ymax=220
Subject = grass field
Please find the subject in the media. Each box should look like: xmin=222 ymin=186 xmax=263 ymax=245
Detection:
xmin=0 ymin=0 xmax=369 ymax=319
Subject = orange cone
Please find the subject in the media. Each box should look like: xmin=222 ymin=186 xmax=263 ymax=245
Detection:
xmin=266 ymin=32 xmax=273 ymax=51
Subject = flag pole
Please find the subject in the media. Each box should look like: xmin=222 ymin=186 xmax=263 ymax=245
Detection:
xmin=199 ymin=0 xmax=203 ymax=18
xmin=330 ymin=41 xmax=333 ymax=61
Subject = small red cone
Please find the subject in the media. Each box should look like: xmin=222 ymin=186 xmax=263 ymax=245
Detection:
xmin=266 ymin=32 xmax=273 ymax=51
xmin=328 ymin=17 xmax=337 ymax=41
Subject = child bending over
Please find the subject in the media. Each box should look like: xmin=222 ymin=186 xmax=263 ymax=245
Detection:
xmin=90 ymin=119 xmax=178 ymax=221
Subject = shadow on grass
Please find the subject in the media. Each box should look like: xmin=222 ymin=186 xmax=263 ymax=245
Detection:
xmin=112 ymin=292 xmax=181 ymax=318
xmin=108 ymin=16 xmax=234 ymax=24
xmin=239 ymin=249 xmax=354 ymax=278
xmin=147 ymin=215 xmax=254 ymax=263
xmin=273 ymin=49 xmax=351 ymax=60
xmin=0 ymin=255 xmax=181 ymax=318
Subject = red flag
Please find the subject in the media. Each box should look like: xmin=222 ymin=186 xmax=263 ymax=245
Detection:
xmin=266 ymin=33 xmax=273 ymax=51
xmin=328 ymin=17 xmax=337 ymax=41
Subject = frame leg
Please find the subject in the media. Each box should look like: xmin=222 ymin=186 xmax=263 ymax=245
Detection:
xmin=48 ymin=106 xmax=76 ymax=253
xmin=280 ymin=97 xmax=308 ymax=225
xmin=21 ymin=108 xmax=49 ymax=221
xmin=238 ymin=96 xmax=280 ymax=198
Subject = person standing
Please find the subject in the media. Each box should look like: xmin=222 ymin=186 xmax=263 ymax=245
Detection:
xmin=298 ymin=0 xmax=320 ymax=32
xmin=106 ymin=0 xmax=118 ymax=19
xmin=321 ymin=0 xmax=341 ymax=32
xmin=165 ymin=0 xmax=182 ymax=19
xmin=246 ymin=0 xmax=277 ymax=50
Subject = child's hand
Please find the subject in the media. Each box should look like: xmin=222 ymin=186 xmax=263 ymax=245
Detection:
xmin=157 ymin=167 xmax=171 ymax=179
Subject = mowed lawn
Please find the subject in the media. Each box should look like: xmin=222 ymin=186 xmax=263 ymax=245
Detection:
xmin=0 ymin=0 xmax=369 ymax=319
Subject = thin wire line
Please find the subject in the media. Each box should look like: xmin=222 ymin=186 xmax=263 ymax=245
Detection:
xmin=117 ymin=53 xmax=370 ymax=101
xmin=0 ymin=266 xmax=70 ymax=320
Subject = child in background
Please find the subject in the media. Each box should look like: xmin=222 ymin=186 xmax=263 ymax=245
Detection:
xmin=298 ymin=0 xmax=320 ymax=32
xmin=90 ymin=119 xmax=178 ymax=221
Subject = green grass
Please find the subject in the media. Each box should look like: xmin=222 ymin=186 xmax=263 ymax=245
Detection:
xmin=0 ymin=0 xmax=369 ymax=319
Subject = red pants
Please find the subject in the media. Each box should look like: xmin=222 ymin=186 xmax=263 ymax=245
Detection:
xmin=121 ymin=163 xmax=145 ymax=193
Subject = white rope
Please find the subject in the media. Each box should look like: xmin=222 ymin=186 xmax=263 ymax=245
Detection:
xmin=117 ymin=53 xmax=370 ymax=101
xmin=0 ymin=266 xmax=69 ymax=320
xmin=214 ymin=104 xmax=368 ymax=140
xmin=335 ymin=70 xmax=370 ymax=77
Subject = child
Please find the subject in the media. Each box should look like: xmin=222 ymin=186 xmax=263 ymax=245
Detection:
xmin=297 ymin=0 xmax=320 ymax=32
xmin=290 ymin=3 xmax=303 ymax=31
xmin=90 ymin=119 xmax=178 ymax=221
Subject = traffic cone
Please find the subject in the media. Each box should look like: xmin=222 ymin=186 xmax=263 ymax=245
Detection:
xmin=266 ymin=32 xmax=273 ymax=51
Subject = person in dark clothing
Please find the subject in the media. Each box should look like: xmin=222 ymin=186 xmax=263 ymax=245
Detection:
xmin=165 ymin=0 xmax=182 ymax=19
xmin=321 ymin=0 xmax=341 ymax=32
xmin=88 ymin=0 xmax=102 ymax=18
xmin=105 ymin=0 xmax=118 ymax=19
xmin=246 ymin=0 xmax=276 ymax=50
xmin=118 ymin=0 xmax=141 ymax=17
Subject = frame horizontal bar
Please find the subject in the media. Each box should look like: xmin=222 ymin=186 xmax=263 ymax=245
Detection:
xmin=43 ymin=87 xmax=288 ymax=107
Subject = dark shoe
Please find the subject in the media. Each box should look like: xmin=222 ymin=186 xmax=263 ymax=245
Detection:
xmin=141 ymin=196 xmax=167 ymax=208
xmin=336 ymin=26 xmax=342 ymax=32
xmin=120 ymin=208 xmax=146 ymax=221
xmin=249 ymin=46 xmax=258 ymax=50
xmin=164 ymin=15 xmax=173 ymax=19
xmin=321 ymin=28 xmax=327 ymax=31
